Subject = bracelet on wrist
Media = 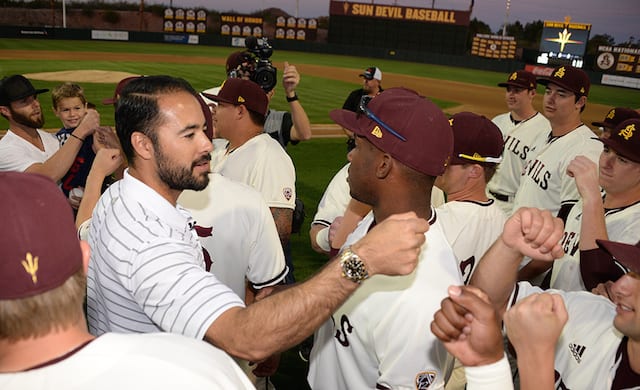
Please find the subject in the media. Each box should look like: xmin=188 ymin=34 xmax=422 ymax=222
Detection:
xmin=286 ymin=93 xmax=299 ymax=103
xmin=70 ymin=133 xmax=85 ymax=142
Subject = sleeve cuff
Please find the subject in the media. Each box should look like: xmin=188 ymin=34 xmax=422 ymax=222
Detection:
xmin=316 ymin=226 xmax=331 ymax=252
xmin=464 ymin=355 xmax=514 ymax=390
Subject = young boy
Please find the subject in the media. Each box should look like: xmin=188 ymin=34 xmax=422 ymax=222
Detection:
xmin=51 ymin=82 xmax=104 ymax=206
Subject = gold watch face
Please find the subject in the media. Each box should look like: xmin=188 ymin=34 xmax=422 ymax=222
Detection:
xmin=340 ymin=249 xmax=369 ymax=283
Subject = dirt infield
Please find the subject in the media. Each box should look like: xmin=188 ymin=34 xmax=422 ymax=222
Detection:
xmin=5 ymin=49 xmax=612 ymax=135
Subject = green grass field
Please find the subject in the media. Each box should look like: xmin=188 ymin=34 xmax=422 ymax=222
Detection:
xmin=2 ymin=38 xmax=640 ymax=388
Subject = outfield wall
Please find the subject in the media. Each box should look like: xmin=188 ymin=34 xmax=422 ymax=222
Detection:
xmin=0 ymin=25 xmax=622 ymax=88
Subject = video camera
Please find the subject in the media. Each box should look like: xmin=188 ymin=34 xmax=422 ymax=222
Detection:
xmin=243 ymin=36 xmax=277 ymax=93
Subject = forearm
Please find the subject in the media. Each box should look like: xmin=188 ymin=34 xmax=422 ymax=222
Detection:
xmin=25 ymin=135 xmax=83 ymax=181
xmin=271 ymin=207 xmax=293 ymax=245
xmin=76 ymin=168 xmax=105 ymax=228
xmin=516 ymin=260 xmax=553 ymax=282
xmin=578 ymin=196 xmax=607 ymax=250
xmin=206 ymin=257 xmax=358 ymax=361
xmin=469 ymin=237 xmax=521 ymax=316
xmin=517 ymin=349 xmax=556 ymax=390
xmin=310 ymin=223 xmax=331 ymax=255
xmin=331 ymin=199 xmax=371 ymax=250
xmin=288 ymin=100 xmax=312 ymax=141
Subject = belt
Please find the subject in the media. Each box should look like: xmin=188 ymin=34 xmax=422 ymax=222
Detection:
xmin=489 ymin=191 xmax=510 ymax=202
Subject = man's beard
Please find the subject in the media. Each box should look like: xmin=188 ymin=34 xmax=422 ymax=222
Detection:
xmin=10 ymin=107 xmax=44 ymax=128
xmin=155 ymin=147 xmax=211 ymax=191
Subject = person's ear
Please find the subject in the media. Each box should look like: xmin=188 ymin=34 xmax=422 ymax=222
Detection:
xmin=468 ymin=164 xmax=484 ymax=179
xmin=131 ymin=131 xmax=154 ymax=160
xmin=79 ymin=240 xmax=91 ymax=274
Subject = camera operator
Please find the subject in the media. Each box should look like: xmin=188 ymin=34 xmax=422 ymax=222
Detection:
xmin=202 ymin=39 xmax=312 ymax=148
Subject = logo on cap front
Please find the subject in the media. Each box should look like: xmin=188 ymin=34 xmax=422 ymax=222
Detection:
xmin=554 ymin=66 xmax=566 ymax=79
xmin=21 ymin=252 xmax=39 ymax=284
xmin=619 ymin=123 xmax=636 ymax=141
xmin=371 ymin=125 xmax=383 ymax=138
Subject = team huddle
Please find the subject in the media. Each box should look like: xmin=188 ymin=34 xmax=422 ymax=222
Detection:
xmin=1 ymin=54 xmax=640 ymax=390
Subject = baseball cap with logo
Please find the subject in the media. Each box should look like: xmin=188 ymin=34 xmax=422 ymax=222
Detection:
xmin=330 ymin=87 xmax=453 ymax=176
xmin=0 ymin=75 xmax=49 ymax=106
xmin=102 ymin=76 xmax=140 ymax=105
xmin=599 ymin=118 xmax=640 ymax=163
xmin=202 ymin=78 xmax=268 ymax=117
xmin=537 ymin=65 xmax=590 ymax=97
xmin=497 ymin=70 xmax=536 ymax=90
xmin=592 ymin=107 xmax=640 ymax=129
xmin=448 ymin=112 xmax=504 ymax=166
xmin=359 ymin=67 xmax=382 ymax=81
xmin=0 ymin=172 xmax=82 ymax=300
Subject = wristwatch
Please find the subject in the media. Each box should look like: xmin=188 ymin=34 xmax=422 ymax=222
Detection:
xmin=339 ymin=246 xmax=369 ymax=284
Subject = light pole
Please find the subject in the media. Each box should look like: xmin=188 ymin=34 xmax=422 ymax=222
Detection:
xmin=502 ymin=0 xmax=511 ymax=37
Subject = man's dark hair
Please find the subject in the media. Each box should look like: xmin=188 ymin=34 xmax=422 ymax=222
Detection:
xmin=248 ymin=108 xmax=266 ymax=127
xmin=115 ymin=75 xmax=198 ymax=163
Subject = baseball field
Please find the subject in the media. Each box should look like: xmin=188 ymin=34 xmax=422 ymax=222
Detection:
xmin=2 ymin=38 xmax=639 ymax=388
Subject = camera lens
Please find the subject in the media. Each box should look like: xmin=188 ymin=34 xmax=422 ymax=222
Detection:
xmin=252 ymin=66 xmax=277 ymax=92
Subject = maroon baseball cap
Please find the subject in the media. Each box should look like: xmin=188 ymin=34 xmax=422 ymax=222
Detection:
xmin=448 ymin=112 xmax=504 ymax=165
xmin=592 ymin=107 xmax=640 ymax=129
xmin=596 ymin=239 xmax=640 ymax=275
xmin=537 ymin=65 xmax=590 ymax=97
xmin=102 ymin=76 xmax=140 ymax=105
xmin=599 ymin=118 xmax=640 ymax=163
xmin=202 ymin=78 xmax=268 ymax=117
xmin=0 ymin=172 xmax=82 ymax=300
xmin=330 ymin=87 xmax=453 ymax=176
xmin=497 ymin=70 xmax=536 ymax=89
xmin=0 ymin=75 xmax=49 ymax=106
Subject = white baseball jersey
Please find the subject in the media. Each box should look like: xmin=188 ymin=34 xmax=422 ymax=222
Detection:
xmin=0 ymin=333 xmax=254 ymax=389
xmin=0 ymin=129 xmax=60 ymax=173
xmin=87 ymin=170 xmax=244 ymax=339
xmin=437 ymin=199 xmax=507 ymax=284
xmin=312 ymin=163 xmax=352 ymax=228
xmin=511 ymin=125 xmax=602 ymax=218
xmin=550 ymin=197 xmax=640 ymax=291
xmin=511 ymin=283 xmax=640 ymax=389
xmin=213 ymin=133 xmax=296 ymax=210
xmin=488 ymin=112 xmax=551 ymax=215
xmin=308 ymin=209 xmax=462 ymax=390
xmin=178 ymin=173 xmax=288 ymax=300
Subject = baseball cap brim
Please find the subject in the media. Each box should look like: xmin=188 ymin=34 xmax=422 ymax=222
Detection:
xmin=537 ymin=78 xmax=584 ymax=96
xmin=598 ymin=137 xmax=640 ymax=164
xmin=201 ymin=92 xmax=233 ymax=106
xmin=3 ymin=88 xmax=49 ymax=105
xmin=101 ymin=97 xmax=117 ymax=105
xmin=330 ymin=109 xmax=367 ymax=138
xmin=497 ymin=81 xmax=526 ymax=88
xmin=596 ymin=239 xmax=640 ymax=275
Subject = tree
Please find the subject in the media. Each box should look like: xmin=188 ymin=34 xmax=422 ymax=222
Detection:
xmin=586 ymin=33 xmax=615 ymax=55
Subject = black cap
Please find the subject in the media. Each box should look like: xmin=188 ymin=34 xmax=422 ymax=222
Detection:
xmin=0 ymin=75 xmax=49 ymax=106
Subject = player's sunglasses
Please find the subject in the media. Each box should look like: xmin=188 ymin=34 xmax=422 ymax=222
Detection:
xmin=358 ymin=96 xmax=407 ymax=142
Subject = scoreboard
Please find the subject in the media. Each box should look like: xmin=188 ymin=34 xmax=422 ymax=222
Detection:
xmin=471 ymin=34 xmax=517 ymax=59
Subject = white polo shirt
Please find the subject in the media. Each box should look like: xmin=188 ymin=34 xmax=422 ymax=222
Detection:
xmin=87 ymin=170 xmax=244 ymax=339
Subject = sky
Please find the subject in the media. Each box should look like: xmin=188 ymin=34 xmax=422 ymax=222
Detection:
xmin=158 ymin=0 xmax=639 ymax=43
